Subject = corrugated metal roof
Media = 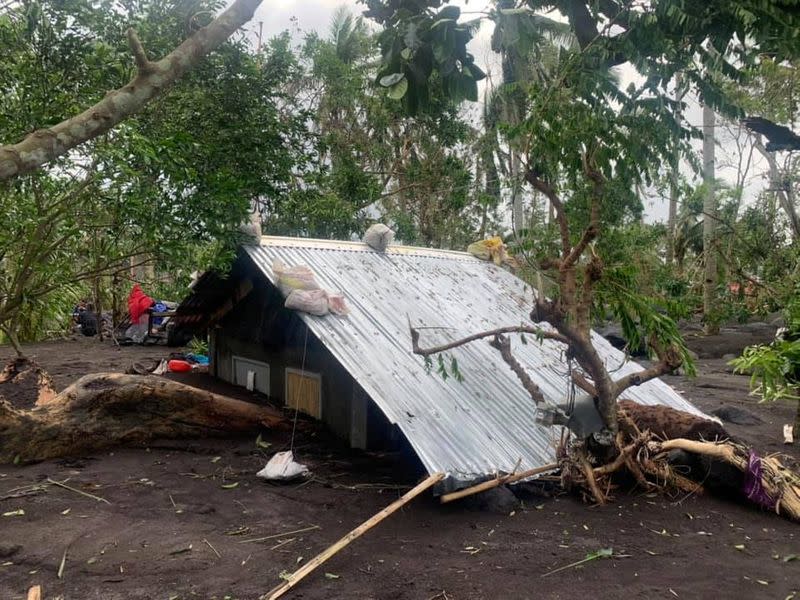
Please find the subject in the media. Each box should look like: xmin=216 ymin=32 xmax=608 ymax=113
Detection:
xmin=244 ymin=236 xmax=705 ymax=491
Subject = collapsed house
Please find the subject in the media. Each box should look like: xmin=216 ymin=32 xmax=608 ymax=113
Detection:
xmin=173 ymin=236 xmax=705 ymax=492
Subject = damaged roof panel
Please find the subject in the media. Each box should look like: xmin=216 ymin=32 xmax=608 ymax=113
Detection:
xmin=245 ymin=237 xmax=704 ymax=490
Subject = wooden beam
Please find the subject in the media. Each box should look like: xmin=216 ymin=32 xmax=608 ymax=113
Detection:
xmin=439 ymin=463 xmax=558 ymax=504
xmin=265 ymin=472 xmax=444 ymax=600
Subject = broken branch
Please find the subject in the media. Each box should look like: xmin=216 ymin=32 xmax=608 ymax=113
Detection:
xmin=613 ymin=355 xmax=680 ymax=398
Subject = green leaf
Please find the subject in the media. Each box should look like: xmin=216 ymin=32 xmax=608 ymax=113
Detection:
xmin=387 ymin=77 xmax=408 ymax=100
xmin=437 ymin=5 xmax=460 ymax=21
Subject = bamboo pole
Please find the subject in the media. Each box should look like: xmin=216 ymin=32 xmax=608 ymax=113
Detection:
xmin=440 ymin=463 xmax=558 ymax=504
xmin=265 ymin=472 xmax=444 ymax=600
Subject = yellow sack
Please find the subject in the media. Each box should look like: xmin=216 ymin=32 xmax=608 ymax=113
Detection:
xmin=467 ymin=237 xmax=508 ymax=265
xmin=273 ymin=259 xmax=321 ymax=296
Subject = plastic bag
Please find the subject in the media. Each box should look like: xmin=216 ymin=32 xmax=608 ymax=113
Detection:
xmin=363 ymin=223 xmax=395 ymax=252
xmin=285 ymin=289 xmax=330 ymax=316
xmin=326 ymin=291 xmax=349 ymax=316
xmin=273 ymin=259 xmax=320 ymax=296
xmin=256 ymin=451 xmax=309 ymax=482
xmin=467 ymin=236 xmax=508 ymax=265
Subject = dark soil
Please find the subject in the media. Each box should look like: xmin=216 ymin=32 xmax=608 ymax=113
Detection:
xmin=1 ymin=334 xmax=799 ymax=600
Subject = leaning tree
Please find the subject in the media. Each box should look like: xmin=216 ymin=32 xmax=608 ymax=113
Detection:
xmin=366 ymin=0 xmax=800 ymax=507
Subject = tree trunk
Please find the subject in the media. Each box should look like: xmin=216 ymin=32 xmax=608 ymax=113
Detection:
xmin=666 ymin=75 xmax=684 ymax=266
xmin=511 ymin=151 xmax=524 ymax=236
xmin=702 ymin=104 xmax=719 ymax=335
xmin=753 ymin=136 xmax=800 ymax=241
xmin=93 ymin=275 xmax=104 ymax=342
xmin=0 ymin=372 xmax=285 ymax=463
xmin=0 ymin=0 xmax=264 ymax=181
xmin=1 ymin=325 xmax=24 ymax=358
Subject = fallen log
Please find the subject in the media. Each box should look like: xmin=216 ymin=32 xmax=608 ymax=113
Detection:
xmin=0 ymin=372 xmax=285 ymax=463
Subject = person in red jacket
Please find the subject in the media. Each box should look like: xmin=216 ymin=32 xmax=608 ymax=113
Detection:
xmin=125 ymin=284 xmax=155 ymax=343
xmin=128 ymin=284 xmax=154 ymax=323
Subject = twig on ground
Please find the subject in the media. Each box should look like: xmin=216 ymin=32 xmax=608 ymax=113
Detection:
xmin=203 ymin=538 xmax=221 ymax=558
xmin=239 ymin=524 xmax=320 ymax=544
xmin=47 ymin=478 xmax=110 ymax=504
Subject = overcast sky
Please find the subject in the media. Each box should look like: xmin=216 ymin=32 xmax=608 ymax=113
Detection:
xmin=244 ymin=1 xmax=770 ymax=225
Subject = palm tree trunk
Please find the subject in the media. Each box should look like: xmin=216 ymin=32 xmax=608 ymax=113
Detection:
xmin=702 ymin=104 xmax=719 ymax=335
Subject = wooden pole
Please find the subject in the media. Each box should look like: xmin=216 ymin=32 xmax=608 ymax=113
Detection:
xmin=27 ymin=585 xmax=42 ymax=600
xmin=265 ymin=472 xmax=444 ymax=600
xmin=439 ymin=463 xmax=558 ymax=504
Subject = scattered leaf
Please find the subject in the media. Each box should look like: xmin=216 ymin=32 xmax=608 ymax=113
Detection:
xmin=782 ymin=554 xmax=798 ymax=562
xmin=221 ymin=482 xmax=239 ymax=490
xmin=2 ymin=509 xmax=24 ymax=517
xmin=542 ymin=548 xmax=613 ymax=577
xmin=211 ymin=456 xmax=222 ymax=463
xmin=58 ymin=548 xmax=67 ymax=579
xmin=324 ymin=572 xmax=340 ymax=579
xmin=756 ymin=580 xmax=769 ymax=586
xmin=87 ymin=557 xmax=98 ymax=565
xmin=255 ymin=434 xmax=271 ymax=450
xmin=61 ymin=508 xmax=71 ymax=515
xmin=734 ymin=544 xmax=746 ymax=551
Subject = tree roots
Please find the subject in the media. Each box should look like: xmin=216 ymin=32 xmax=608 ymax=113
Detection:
xmin=559 ymin=400 xmax=800 ymax=522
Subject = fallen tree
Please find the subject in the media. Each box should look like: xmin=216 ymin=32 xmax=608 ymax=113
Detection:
xmin=408 ymin=152 xmax=800 ymax=520
xmin=0 ymin=368 xmax=285 ymax=463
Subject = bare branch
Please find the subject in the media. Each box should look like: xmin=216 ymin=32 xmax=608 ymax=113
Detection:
xmin=489 ymin=334 xmax=547 ymax=405
xmin=410 ymin=323 xmax=568 ymax=357
xmin=613 ymin=361 xmax=675 ymax=396
xmin=525 ymin=169 xmax=571 ymax=257
xmin=613 ymin=340 xmax=682 ymax=397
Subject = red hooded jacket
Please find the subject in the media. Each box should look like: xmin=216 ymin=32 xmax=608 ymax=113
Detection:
xmin=128 ymin=284 xmax=154 ymax=323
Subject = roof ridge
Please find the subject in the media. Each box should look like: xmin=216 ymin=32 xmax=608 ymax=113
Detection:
xmin=258 ymin=235 xmax=476 ymax=260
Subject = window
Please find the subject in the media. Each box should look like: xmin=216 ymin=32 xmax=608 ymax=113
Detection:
xmin=285 ymin=368 xmax=322 ymax=419
xmin=232 ymin=356 xmax=270 ymax=396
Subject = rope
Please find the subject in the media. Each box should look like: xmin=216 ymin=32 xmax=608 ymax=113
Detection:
xmin=289 ymin=324 xmax=310 ymax=453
